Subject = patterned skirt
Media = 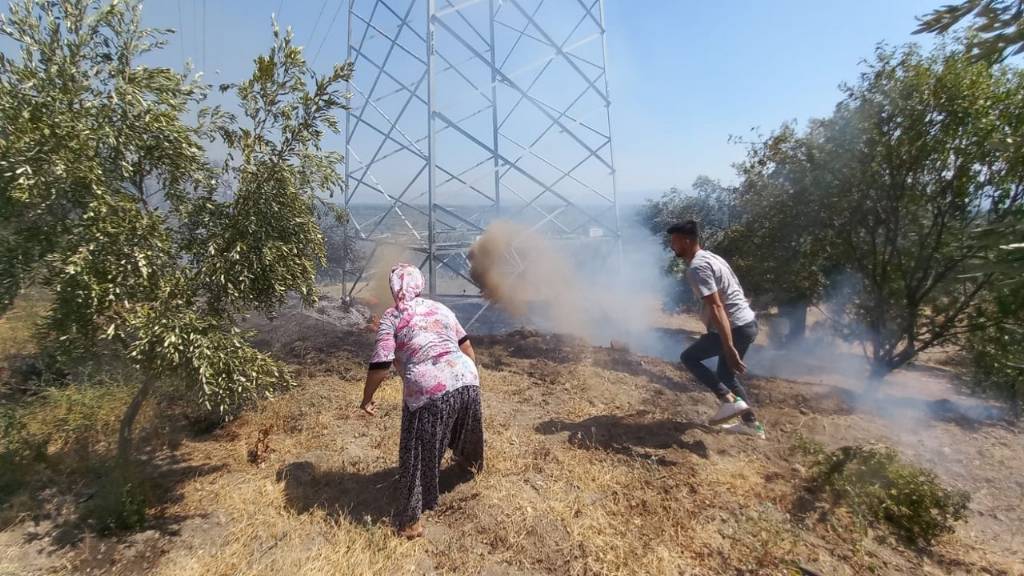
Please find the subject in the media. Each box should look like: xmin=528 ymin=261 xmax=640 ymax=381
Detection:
xmin=393 ymin=384 xmax=484 ymax=529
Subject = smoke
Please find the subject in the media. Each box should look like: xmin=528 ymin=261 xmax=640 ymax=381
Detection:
xmin=735 ymin=281 xmax=1007 ymax=483
xmin=467 ymin=219 xmax=672 ymax=349
xmin=460 ymin=218 xmax=1006 ymax=492
xmin=363 ymin=242 xmax=414 ymax=317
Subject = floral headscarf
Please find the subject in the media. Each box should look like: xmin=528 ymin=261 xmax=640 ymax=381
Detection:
xmin=389 ymin=263 xmax=424 ymax=312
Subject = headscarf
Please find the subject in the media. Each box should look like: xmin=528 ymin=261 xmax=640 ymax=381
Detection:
xmin=389 ymin=263 xmax=424 ymax=313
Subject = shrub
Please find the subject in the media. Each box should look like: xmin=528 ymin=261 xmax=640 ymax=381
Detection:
xmin=79 ymin=463 xmax=150 ymax=534
xmin=0 ymin=376 xmax=160 ymax=527
xmin=0 ymin=405 xmax=46 ymax=502
xmin=807 ymin=444 xmax=970 ymax=548
xmin=964 ymin=283 xmax=1024 ymax=417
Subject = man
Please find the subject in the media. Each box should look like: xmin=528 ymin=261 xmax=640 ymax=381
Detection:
xmin=668 ymin=220 xmax=765 ymax=439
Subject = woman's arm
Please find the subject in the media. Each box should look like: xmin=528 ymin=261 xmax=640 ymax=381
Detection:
xmin=363 ymin=310 xmax=398 ymax=416
xmin=459 ymin=339 xmax=476 ymax=363
xmin=360 ymin=368 xmax=389 ymax=415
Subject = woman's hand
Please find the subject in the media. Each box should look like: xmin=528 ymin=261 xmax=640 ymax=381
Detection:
xmin=360 ymin=398 xmax=378 ymax=416
xmin=361 ymin=367 xmax=389 ymax=417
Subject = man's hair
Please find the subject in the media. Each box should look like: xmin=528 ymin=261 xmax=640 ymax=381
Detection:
xmin=666 ymin=220 xmax=700 ymax=241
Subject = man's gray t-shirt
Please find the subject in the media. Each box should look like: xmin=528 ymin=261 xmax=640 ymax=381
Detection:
xmin=685 ymin=249 xmax=756 ymax=331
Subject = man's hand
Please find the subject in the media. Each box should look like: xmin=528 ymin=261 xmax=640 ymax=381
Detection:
xmin=725 ymin=346 xmax=747 ymax=375
xmin=360 ymin=398 xmax=377 ymax=416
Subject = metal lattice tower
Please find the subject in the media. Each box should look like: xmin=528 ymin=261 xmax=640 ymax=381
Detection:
xmin=340 ymin=0 xmax=619 ymax=301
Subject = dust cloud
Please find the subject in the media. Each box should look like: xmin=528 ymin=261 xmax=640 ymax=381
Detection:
xmin=468 ymin=221 xmax=585 ymax=334
xmin=363 ymin=242 xmax=414 ymax=317
xmin=467 ymin=220 xmax=671 ymax=350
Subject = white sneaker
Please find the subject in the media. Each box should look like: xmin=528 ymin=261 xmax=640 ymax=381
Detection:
xmin=720 ymin=421 xmax=767 ymax=440
xmin=708 ymin=398 xmax=751 ymax=425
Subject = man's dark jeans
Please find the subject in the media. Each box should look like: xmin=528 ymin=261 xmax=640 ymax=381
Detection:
xmin=681 ymin=320 xmax=759 ymax=421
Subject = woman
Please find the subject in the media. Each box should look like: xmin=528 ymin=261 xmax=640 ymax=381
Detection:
xmin=360 ymin=264 xmax=484 ymax=539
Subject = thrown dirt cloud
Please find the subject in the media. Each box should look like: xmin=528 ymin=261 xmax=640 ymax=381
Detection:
xmin=468 ymin=221 xmax=587 ymax=336
xmin=468 ymin=220 xmax=670 ymax=349
xmin=364 ymin=242 xmax=413 ymax=317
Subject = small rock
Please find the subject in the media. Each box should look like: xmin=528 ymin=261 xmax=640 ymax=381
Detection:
xmin=131 ymin=530 xmax=161 ymax=543
xmin=276 ymin=461 xmax=316 ymax=483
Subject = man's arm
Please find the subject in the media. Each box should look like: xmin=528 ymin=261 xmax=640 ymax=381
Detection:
xmin=702 ymin=290 xmax=747 ymax=375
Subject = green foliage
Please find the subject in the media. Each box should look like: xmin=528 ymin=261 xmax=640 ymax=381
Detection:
xmin=965 ymin=280 xmax=1024 ymax=414
xmin=915 ymin=7 xmax=1024 ymax=393
xmin=642 ymin=40 xmax=1024 ymax=379
xmin=815 ymin=44 xmax=1024 ymax=377
xmin=641 ymin=177 xmax=737 ymax=311
xmin=789 ymin=432 xmax=827 ymax=460
xmin=316 ymin=201 xmax=361 ymax=283
xmin=807 ymin=444 xmax=970 ymax=548
xmin=641 ymin=176 xmax=738 ymax=250
xmin=0 ymin=0 xmax=352 ymax=425
xmin=969 ymin=206 xmax=1024 ymax=290
xmin=724 ymin=122 xmax=834 ymax=310
xmin=965 ymin=206 xmax=1024 ymax=412
xmin=916 ymin=0 xmax=1024 ymax=62
xmin=199 ymin=26 xmax=352 ymax=317
xmin=79 ymin=463 xmax=150 ymax=534
xmin=641 ymin=131 xmax=835 ymax=325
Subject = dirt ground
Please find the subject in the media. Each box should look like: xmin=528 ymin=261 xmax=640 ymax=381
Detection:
xmin=1 ymin=306 xmax=1022 ymax=575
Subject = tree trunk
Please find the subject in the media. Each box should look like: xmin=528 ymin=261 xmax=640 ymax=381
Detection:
xmin=780 ymin=301 xmax=808 ymax=346
xmin=863 ymin=361 xmax=890 ymax=399
xmin=117 ymin=379 xmax=154 ymax=463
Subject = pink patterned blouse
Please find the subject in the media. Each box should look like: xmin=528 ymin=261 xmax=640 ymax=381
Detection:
xmin=369 ymin=296 xmax=480 ymax=411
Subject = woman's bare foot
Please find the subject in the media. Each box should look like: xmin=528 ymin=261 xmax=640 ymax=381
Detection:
xmin=397 ymin=520 xmax=424 ymax=540
xmin=452 ymin=456 xmax=483 ymax=476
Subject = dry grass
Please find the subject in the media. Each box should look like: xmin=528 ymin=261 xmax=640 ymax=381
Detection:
xmin=17 ymin=381 xmax=138 ymax=450
xmin=435 ymin=419 xmax=786 ymax=575
xmin=2 ymin=307 xmax=1022 ymax=576
xmin=0 ymin=289 xmax=49 ymax=360
xmin=132 ymin=328 xmax=1022 ymax=576
xmin=138 ymin=360 xmax=812 ymax=576
xmin=147 ymin=374 xmax=417 ymax=576
xmin=150 ymin=474 xmax=414 ymax=576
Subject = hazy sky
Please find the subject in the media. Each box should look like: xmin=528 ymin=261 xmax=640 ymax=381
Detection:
xmin=4 ymin=0 xmax=943 ymax=201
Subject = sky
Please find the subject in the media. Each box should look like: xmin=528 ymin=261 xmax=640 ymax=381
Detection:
xmin=3 ymin=0 xmax=944 ymax=202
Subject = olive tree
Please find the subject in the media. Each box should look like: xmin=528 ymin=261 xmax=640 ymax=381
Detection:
xmin=815 ymin=43 xmax=1021 ymax=381
xmin=641 ymin=176 xmax=738 ymax=311
xmin=916 ymin=7 xmax=1024 ymax=408
xmin=916 ymin=0 xmax=1024 ymax=62
xmin=0 ymin=0 xmax=352 ymax=459
xmin=721 ymin=123 xmax=839 ymax=343
xmin=641 ymin=137 xmax=837 ymax=343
